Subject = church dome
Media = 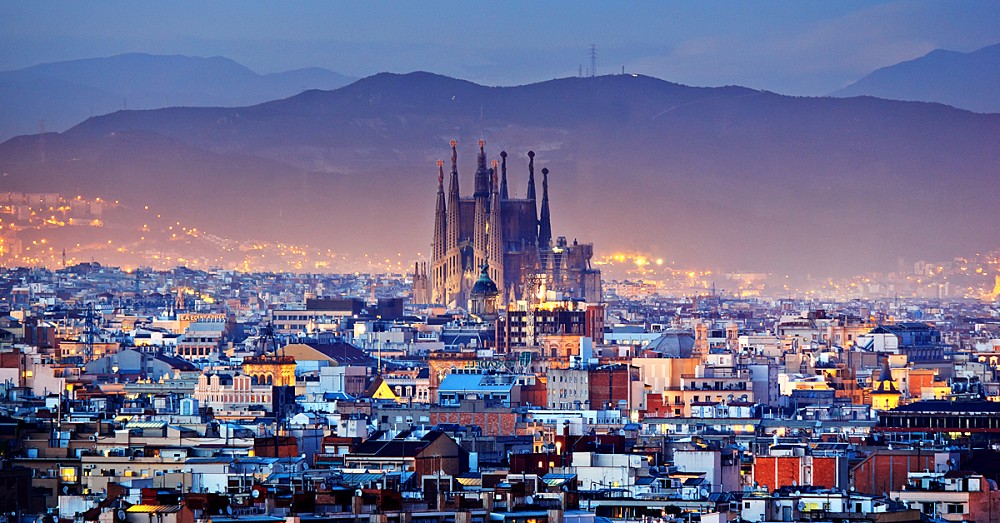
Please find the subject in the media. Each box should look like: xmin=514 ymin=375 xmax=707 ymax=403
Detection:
xmin=470 ymin=263 xmax=499 ymax=298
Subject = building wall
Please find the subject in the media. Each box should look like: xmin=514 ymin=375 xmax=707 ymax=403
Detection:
xmin=547 ymin=368 xmax=589 ymax=410
xmin=588 ymin=366 xmax=633 ymax=411
xmin=851 ymin=451 xmax=939 ymax=496
xmin=754 ymin=456 xmax=846 ymax=491
xmin=428 ymin=411 xmax=516 ymax=437
xmin=674 ymin=450 xmax=722 ymax=492
xmin=632 ymin=358 xmax=700 ymax=396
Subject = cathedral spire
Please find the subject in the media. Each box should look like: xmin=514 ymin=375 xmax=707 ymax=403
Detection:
xmin=432 ymin=160 xmax=447 ymax=262
xmin=446 ymin=140 xmax=461 ymax=253
xmin=526 ymin=151 xmax=538 ymax=247
xmin=539 ymin=167 xmax=552 ymax=247
xmin=499 ymin=151 xmax=509 ymax=200
xmin=526 ymin=150 xmax=536 ymax=201
xmin=474 ymin=139 xmax=490 ymax=197
xmin=488 ymin=160 xmax=505 ymax=304
xmin=448 ymin=140 xmax=460 ymax=201
xmin=491 ymin=159 xmax=500 ymax=193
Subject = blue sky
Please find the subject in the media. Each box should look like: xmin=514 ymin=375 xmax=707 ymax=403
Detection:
xmin=2 ymin=0 xmax=998 ymax=94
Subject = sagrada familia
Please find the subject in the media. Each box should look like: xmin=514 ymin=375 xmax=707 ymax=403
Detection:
xmin=413 ymin=140 xmax=601 ymax=309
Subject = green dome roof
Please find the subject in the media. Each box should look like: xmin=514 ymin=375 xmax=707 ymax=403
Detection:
xmin=471 ymin=263 xmax=499 ymax=297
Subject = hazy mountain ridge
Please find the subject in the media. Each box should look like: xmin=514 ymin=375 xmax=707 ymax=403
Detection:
xmin=0 ymin=53 xmax=356 ymax=139
xmin=832 ymin=43 xmax=1000 ymax=113
xmin=2 ymin=72 xmax=998 ymax=279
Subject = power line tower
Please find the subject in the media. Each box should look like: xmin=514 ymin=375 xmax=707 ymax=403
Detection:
xmin=590 ymin=44 xmax=597 ymax=77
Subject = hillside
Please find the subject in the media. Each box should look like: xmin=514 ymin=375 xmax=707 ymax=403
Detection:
xmin=2 ymin=72 xmax=998 ymax=279
xmin=833 ymin=43 xmax=1000 ymax=113
xmin=0 ymin=53 xmax=356 ymax=139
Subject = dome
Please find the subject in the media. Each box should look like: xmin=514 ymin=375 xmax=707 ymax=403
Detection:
xmin=470 ymin=263 xmax=499 ymax=298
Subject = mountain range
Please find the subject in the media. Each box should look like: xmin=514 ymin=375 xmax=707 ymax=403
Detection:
xmin=1 ymin=71 xmax=998 ymax=280
xmin=0 ymin=53 xmax=356 ymax=139
xmin=833 ymin=43 xmax=1000 ymax=113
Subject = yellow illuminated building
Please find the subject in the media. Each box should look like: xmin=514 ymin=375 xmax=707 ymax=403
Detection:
xmin=870 ymin=358 xmax=901 ymax=411
xmin=241 ymin=354 xmax=296 ymax=387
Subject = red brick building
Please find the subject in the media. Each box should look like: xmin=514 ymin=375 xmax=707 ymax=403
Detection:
xmin=851 ymin=449 xmax=947 ymax=496
xmin=754 ymin=455 xmax=849 ymax=491
xmin=588 ymin=365 xmax=634 ymax=411
xmin=520 ymin=378 xmax=547 ymax=408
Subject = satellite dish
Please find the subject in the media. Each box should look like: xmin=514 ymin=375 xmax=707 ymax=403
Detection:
xmin=699 ymin=488 xmax=709 ymax=498
xmin=797 ymin=500 xmax=806 ymax=511
xmin=62 ymin=486 xmax=69 ymax=494
xmin=226 ymin=506 xmax=233 ymax=515
xmin=355 ymin=489 xmax=363 ymax=497
xmin=117 ymin=509 xmax=127 ymax=521
xmin=252 ymin=488 xmax=261 ymax=499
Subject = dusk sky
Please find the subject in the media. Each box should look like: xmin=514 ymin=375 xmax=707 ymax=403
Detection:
xmin=3 ymin=0 xmax=999 ymax=95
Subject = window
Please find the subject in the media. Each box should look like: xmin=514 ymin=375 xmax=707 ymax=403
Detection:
xmin=60 ymin=467 xmax=77 ymax=483
xmin=946 ymin=504 xmax=965 ymax=514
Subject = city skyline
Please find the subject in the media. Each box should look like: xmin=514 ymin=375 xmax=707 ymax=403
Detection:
xmin=4 ymin=4 xmax=1000 ymax=522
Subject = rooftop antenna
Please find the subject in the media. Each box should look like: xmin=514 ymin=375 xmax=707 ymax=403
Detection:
xmin=590 ymin=44 xmax=597 ymax=77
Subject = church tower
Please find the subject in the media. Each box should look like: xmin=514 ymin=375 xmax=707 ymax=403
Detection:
xmin=499 ymin=151 xmax=509 ymax=200
xmin=444 ymin=140 xmax=464 ymax=305
xmin=430 ymin=160 xmax=448 ymax=303
xmin=488 ymin=159 xmax=505 ymax=303
xmin=538 ymin=167 xmax=552 ymax=248
xmin=472 ymin=140 xmax=491 ymax=277
xmin=412 ymin=262 xmax=430 ymax=304
xmin=526 ymin=151 xmax=538 ymax=242
xmin=870 ymin=356 xmax=901 ymax=411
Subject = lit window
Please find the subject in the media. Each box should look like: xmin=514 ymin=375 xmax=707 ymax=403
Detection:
xmin=60 ymin=467 xmax=77 ymax=483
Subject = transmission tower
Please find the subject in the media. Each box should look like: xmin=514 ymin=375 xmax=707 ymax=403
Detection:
xmin=590 ymin=44 xmax=597 ymax=77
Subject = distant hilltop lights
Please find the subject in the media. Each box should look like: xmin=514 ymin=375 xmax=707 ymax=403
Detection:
xmin=3 ymin=190 xmax=1000 ymax=300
